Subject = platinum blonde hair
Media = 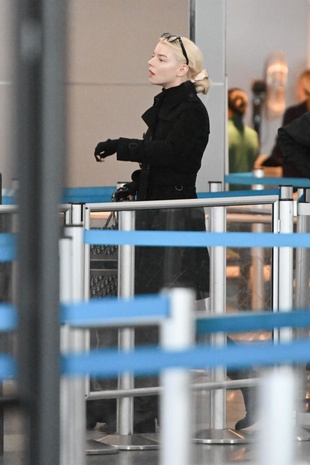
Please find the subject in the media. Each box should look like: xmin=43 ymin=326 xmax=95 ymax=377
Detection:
xmin=160 ymin=35 xmax=210 ymax=95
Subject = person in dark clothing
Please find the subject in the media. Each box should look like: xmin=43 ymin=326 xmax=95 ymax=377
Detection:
xmin=93 ymin=33 xmax=256 ymax=433
xmin=262 ymin=69 xmax=310 ymax=176
xmin=277 ymin=110 xmax=310 ymax=178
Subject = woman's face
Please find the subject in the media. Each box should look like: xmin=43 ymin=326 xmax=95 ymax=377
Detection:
xmin=148 ymin=41 xmax=187 ymax=89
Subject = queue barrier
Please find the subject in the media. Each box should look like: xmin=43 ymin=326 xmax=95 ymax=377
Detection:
xmin=60 ymin=186 xmax=300 ymax=458
xmin=225 ymin=172 xmax=310 ymax=189
xmin=0 ymin=187 xmax=306 ymax=462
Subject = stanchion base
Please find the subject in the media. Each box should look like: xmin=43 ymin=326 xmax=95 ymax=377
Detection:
xmin=193 ymin=428 xmax=254 ymax=444
xmin=95 ymin=433 xmax=160 ymax=450
xmin=86 ymin=439 xmax=119 ymax=455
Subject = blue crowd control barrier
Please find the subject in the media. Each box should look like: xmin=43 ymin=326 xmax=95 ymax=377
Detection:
xmin=85 ymin=230 xmax=310 ymax=248
xmin=198 ymin=188 xmax=279 ymax=198
xmin=225 ymin=172 xmax=310 ymax=188
xmin=0 ymin=233 xmax=17 ymax=262
xmin=0 ymin=184 xmax=281 ymax=204
xmin=196 ymin=310 xmax=310 ymax=334
xmin=0 ymin=355 xmax=16 ymax=380
xmin=61 ymin=338 xmax=310 ymax=378
xmin=62 ymin=186 xmax=115 ymax=204
xmin=0 ymin=304 xmax=17 ymax=331
xmin=61 ymin=294 xmax=169 ymax=327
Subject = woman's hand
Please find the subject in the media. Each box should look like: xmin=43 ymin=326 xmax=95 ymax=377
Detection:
xmin=94 ymin=139 xmax=118 ymax=161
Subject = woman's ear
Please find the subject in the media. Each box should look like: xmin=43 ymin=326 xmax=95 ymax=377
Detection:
xmin=178 ymin=64 xmax=189 ymax=77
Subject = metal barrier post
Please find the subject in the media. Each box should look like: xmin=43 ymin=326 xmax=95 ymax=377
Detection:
xmin=209 ymin=181 xmax=226 ymax=430
xmin=194 ymin=182 xmax=249 ymax=443
xmin=117 ymin=210 xmax=135 ymax=435
xmin=62 ymin=204 xmax=118 ymax=457
xmin=277 ymin=186 xmax=310 ymax=441
xmin=258 ymin=368 xmax=296 ymax=465
xmin=251 ymin=169 xmax=265 ymax=310
xmin=160 ymin=288 xmax=195 ymax=465
xmin=60 ymin=220 xmax=86 ymax=465
xmin=294 ymin=188 xmax=310 ymax=429
xmin=100 ymin=208 xmax=159 ymax=450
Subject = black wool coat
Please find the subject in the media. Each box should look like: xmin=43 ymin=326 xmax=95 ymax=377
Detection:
xmin=278 ymin=110 xmax=310 ymax=178
xmin=116 ymin=81 xmax=211 ymax=299
xmin=116 ymin=80 xmax=210 ymax=200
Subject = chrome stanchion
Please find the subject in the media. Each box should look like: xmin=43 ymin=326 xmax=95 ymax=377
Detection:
xmin=294 ymin=188 xmax=310 ymax=431
xmin=97 ymin=209 xmax=159 ymax=450
xmin=60 ymin=223 xmax=87 ymax=465
xmin=61 ymin=204 xmax=118 ymax=458
xmin=258 ymin=368 xmax=296 ymax=465
xmin=194 ymin=182 xmax=250 ymax=444
xmin=277 ymin=187 xmax=310 ymax=442
xmin=160 ymin=288 xmax=194 ymax=465
xmin=251 ymin=169 xmax=265 ymax=311
xmin=64 ymin=203 xmax=118 ymax=456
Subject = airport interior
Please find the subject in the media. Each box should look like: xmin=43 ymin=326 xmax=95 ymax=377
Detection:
xmin=1 ymin=1 xmax=310 ymax=465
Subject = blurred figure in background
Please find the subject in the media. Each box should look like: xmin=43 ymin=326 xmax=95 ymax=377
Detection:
xmin=262 ymin=69 xmax=310 ymax=176
xmin=278 ymin=110 xmax=310 ymax=178
xmin=227 ymin=88 xmax=260 ymax=190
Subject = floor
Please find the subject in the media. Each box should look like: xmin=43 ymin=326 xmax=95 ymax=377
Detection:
xmin=2 ymin=377 xmax=310 ymax=465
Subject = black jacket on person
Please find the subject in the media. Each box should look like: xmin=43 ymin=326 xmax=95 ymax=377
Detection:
xmin=277 ymin=110 xmax=310 ymax=178
xmin=116 ymin=80 xmax=210 ymax=200
xmin=262 ymin=101 xmax=308 ymax=176
xmin=114 ymin=81 xmax=211 ymax=299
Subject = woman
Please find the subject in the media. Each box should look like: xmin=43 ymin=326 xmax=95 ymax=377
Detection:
xmin=94 ymin=33 xmax=211 ymax=434
xmin=95 ymin=32 xmax=210 ymax=296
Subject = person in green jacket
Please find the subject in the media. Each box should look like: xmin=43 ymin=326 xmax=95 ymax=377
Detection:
xmin=228 ymin=88 xmax=259 ymax=190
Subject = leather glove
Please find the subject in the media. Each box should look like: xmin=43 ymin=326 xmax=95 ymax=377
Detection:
xmin=94 ymin=139 xmax=118 ymax=161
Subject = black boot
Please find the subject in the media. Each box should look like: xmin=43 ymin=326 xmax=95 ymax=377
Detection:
xmin=234 ymin=385 xmax=258 ymax=431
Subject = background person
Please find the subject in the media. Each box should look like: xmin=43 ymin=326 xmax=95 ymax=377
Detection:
xmin=262 ymin=69 xmax=310 ymax=176
xmin=277 ymin=110 xmax=310 ymax=178
xmin=227 ymin=88 xmax=260 ymax=191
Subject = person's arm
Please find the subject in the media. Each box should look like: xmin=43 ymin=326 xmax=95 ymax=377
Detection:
xmin=94 ymin=105 xmax=209 ymax=169
xmin=116 ymin=107 xmax=209 ymax=167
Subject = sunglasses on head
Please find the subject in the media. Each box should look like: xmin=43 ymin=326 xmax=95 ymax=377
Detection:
xmin=161 ymin=32 xmax=189 ymax=65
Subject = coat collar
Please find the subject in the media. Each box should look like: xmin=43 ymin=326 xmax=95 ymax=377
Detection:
xmin=142 ymin=81 xmax=197 ymax=129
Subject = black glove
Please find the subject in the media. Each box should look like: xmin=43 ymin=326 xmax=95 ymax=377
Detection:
xmin=94 ymin=139 xmax=118 ymax=161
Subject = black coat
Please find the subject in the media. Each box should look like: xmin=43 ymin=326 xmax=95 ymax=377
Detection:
xmin=116 ymin=80 xmax=210 ymax=200
xmin=116 ymin=81 xmax=210 ymax=299
xmin=277 ymin=110 xmax=310 ymax=178
xmin=262 ymin=101 xmax=308 ymax=176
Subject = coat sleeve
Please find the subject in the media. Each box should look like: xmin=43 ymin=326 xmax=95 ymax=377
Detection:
xmin=116 ymin=107 xmax=209 ymax=167
xmin=277 ymin=111 xmax=310 ymax=177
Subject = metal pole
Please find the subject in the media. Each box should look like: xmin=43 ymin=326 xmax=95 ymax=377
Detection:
xmin=251 ymin=169 xmax=265 ymax=310
xmin=117 ymin=210 xmax=135 ymax=435
xmin=258 ymin=368 xmax=296 ymax=465
xmin=15 ymin=1 xmax=66 ymax=464
xmin=194 ymin=182 xmax=251 ymax=444
xmin=209 ymin=181 xmax=226 ymax=430
xmin=100 ymin=208 xmax=159 ymax=450
xmin=62 ymin=223 xmax=86 ymax=465
xmin=278 ymin=189 xmax=294 ymax=343
xmin=160 ymin=288 xmax=195 ymax=465
xmin=277 ymin=187 xmax=310 ymax=441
